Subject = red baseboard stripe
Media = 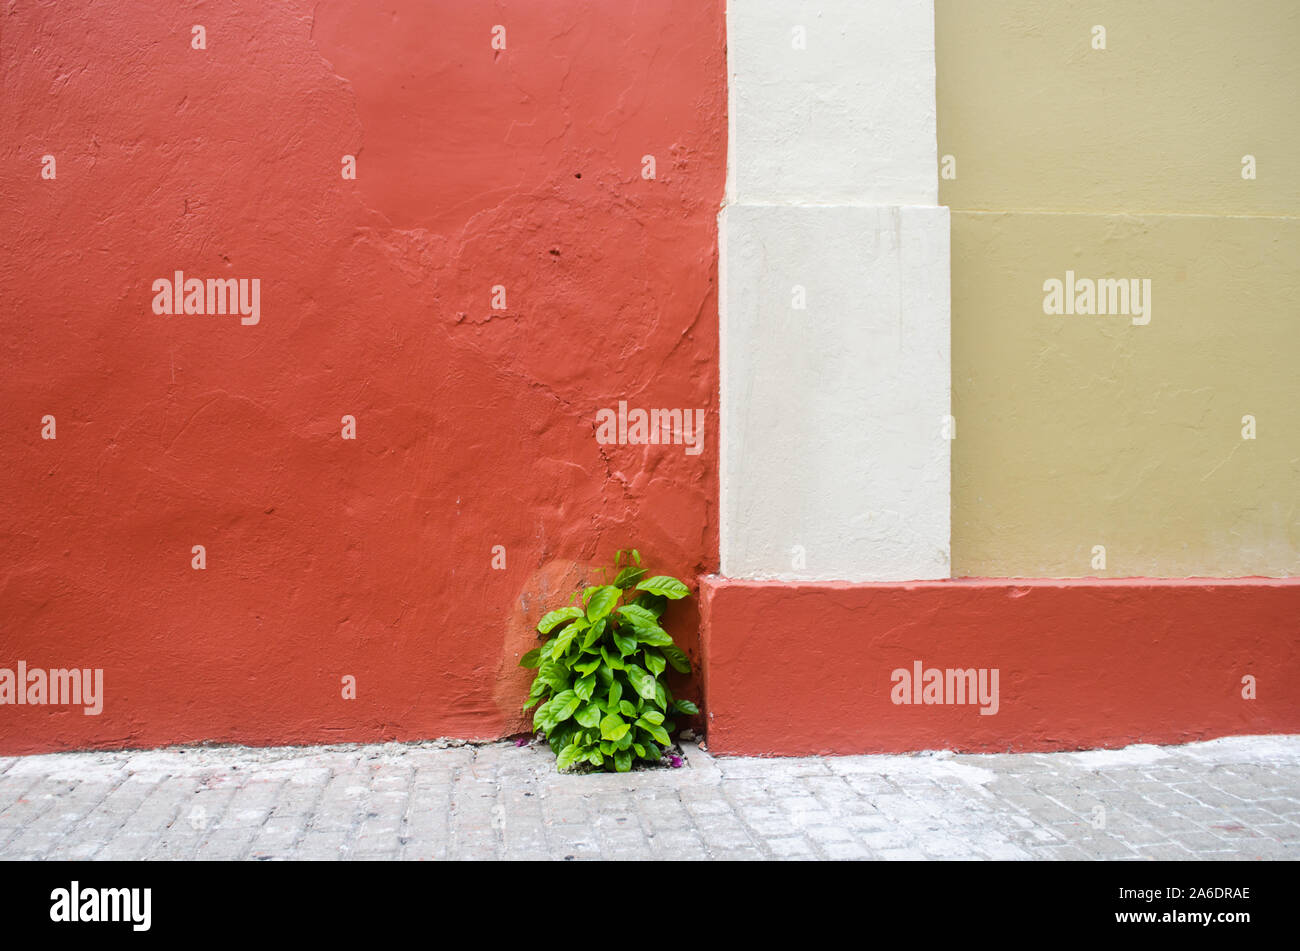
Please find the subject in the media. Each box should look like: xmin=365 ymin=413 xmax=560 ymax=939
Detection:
xmin=699 ymin=576 xmax=1300 ymax=756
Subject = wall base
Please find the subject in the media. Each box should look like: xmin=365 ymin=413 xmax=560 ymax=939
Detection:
xmin=700 ymin=576 xmax=1300 ymax=756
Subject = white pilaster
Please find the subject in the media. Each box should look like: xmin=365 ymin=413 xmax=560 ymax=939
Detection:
xmin=720 ymin=0 xmax=951 ymax=582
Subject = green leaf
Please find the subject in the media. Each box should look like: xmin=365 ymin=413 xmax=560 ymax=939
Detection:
xmin=638 ymin=709 xmax=665 ymax=725
xmin=538 ymin=607 xmax=583 ymax=634
xmin=613 ymin=566 xmax=647 ymax=589
xmin=522 ymin=696 xmax=542 ymax=712
xmin=549 ymin=690 xmax=580 ymax=723
xmin=549 ymin=723 xmax=576 ymax=752
xmin=631 ymin=549 xmax=641 ymax=566
xmin=600 ymin=741 xmax=615 ymax=756
xmin=574 ymin=702 xmax=602 ymax=728
xmin=611 ymin=625 xmax=637 ymax=656
xmin=614 ymin=750 xmax=632 ymax=773
xmin=580 ymin=617 xmax=605 ymax=650
xmin=600 ymin=646 xmax=624 ymax=670
xmin=615 ymin=728 xmax=634 ymax=750
xmin=643 ymin=741 xmax=661 ymax=760
xmin=672 ymin=699 xmax=699 ymax=716
xmin=585 ymin=585 xmax=621 ymax=622
xmin=536 ymin=698 xmax=562 ymax=727
xmin=637 ymin=719 xmax=670 ymax=746
xmin=573 ymin=657 xmax=601 ymax=677
xmin=600 ymin=713 xmax=630 ymax=742
xmin=618 ymin=700 xmax=637 ymax=718
xmin=617 ymin=603 xmax=659 ymax=627
xmin=555 ymin=742 xmax=584 ymax=771
xmin=632 ymin=743 xmax=646 ymax=758
xmin=519 ymin=648 xmax=543 ymax=669
xmin=533 ymin=699 xmax=555 ymax=733
xmin=625 ymin=664 xmax=657 ymax=701
xmin=635 ymin=575 xmax=690 ymax=600
xmin=634 ymin=627 xmax=673 ymax=647
xmin=654 ymin=680 xmax=667 ymax=710
xmin=617 ymin=605 xmax=674 ymax=646
xmin=643 ymin=650 xmax=666 ymax=677
xmin=552 ymin=622 xmax=581 ymax=658
xmin=536 ymin=661 xmax=569 ymax=692
xmin=633 ymin=593 xmax=667 ymax=618
xmin=607 ymin=679 xmax=623 ymax=708
xmin=588 ymin=749 xmax=604 ymax=766
xmin=574 ymin=674 xmax=595 ymax=701
xmin=660 ymin=643 xmax=691 ymax=674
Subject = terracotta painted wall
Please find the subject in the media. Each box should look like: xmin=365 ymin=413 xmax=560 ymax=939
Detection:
xmin=938 ymin=0 xmax=1300 ymax=578
xmin=0 ymin=0 xmax=726 ymax=754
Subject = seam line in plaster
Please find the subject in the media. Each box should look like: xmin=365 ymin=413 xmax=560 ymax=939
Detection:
xmin=949 ymin=209 xmax=1300 ymax=221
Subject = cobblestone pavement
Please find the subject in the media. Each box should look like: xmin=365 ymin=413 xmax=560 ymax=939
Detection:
xmin=1 ymin=735 xmax=1297 ymax=861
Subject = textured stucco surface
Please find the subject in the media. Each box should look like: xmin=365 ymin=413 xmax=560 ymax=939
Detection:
xmin=938 ymin=0 xmax=1299 ymax=577
xmin=950 ymin=212 xmax=1300 ymax=578
xmin=0 ymin=0 xmax=726 ymax=754
xmin=720 ymin=204 xmax=950 ymax=581
xmin=727 ymin=0 xmax=938 ymax=206
xmin=935 ymin=0 xmax=1299 ymax=215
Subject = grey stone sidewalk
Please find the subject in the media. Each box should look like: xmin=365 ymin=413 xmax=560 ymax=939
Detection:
xmin=1 ymin=734 xmax=1297 ymax=861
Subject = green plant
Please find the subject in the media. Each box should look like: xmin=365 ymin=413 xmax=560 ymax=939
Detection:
xmin=519 ymin=550 xmax=699 ymax=772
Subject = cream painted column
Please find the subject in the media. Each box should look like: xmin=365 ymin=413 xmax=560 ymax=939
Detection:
xmin=720 ymin=0 xmax=951 ymax=582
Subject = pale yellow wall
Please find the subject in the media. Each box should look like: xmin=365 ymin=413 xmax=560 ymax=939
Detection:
xmin=938 ymin=0 xmax=1299 ymax=577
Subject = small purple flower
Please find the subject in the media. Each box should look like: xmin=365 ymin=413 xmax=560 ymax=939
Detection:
xmin=515 ymin=736 xmax=530 ymax=747
xmin=668 ymin=755 xmax=683 ymax=768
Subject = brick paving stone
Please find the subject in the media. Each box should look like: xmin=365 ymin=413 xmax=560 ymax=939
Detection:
xmin=0 ymin=735 xmax=1296 ymax=860
xmin=876 ymin=847 xmax=928 ymax=860
xmin=822 ymin=840 xmax=873 ymax=860
xmin=649 ymin=830 xmax=709 ymax=860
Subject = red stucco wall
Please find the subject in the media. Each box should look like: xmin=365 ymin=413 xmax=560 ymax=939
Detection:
xmin=0 ymin=0 xmax=726 ymax=754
